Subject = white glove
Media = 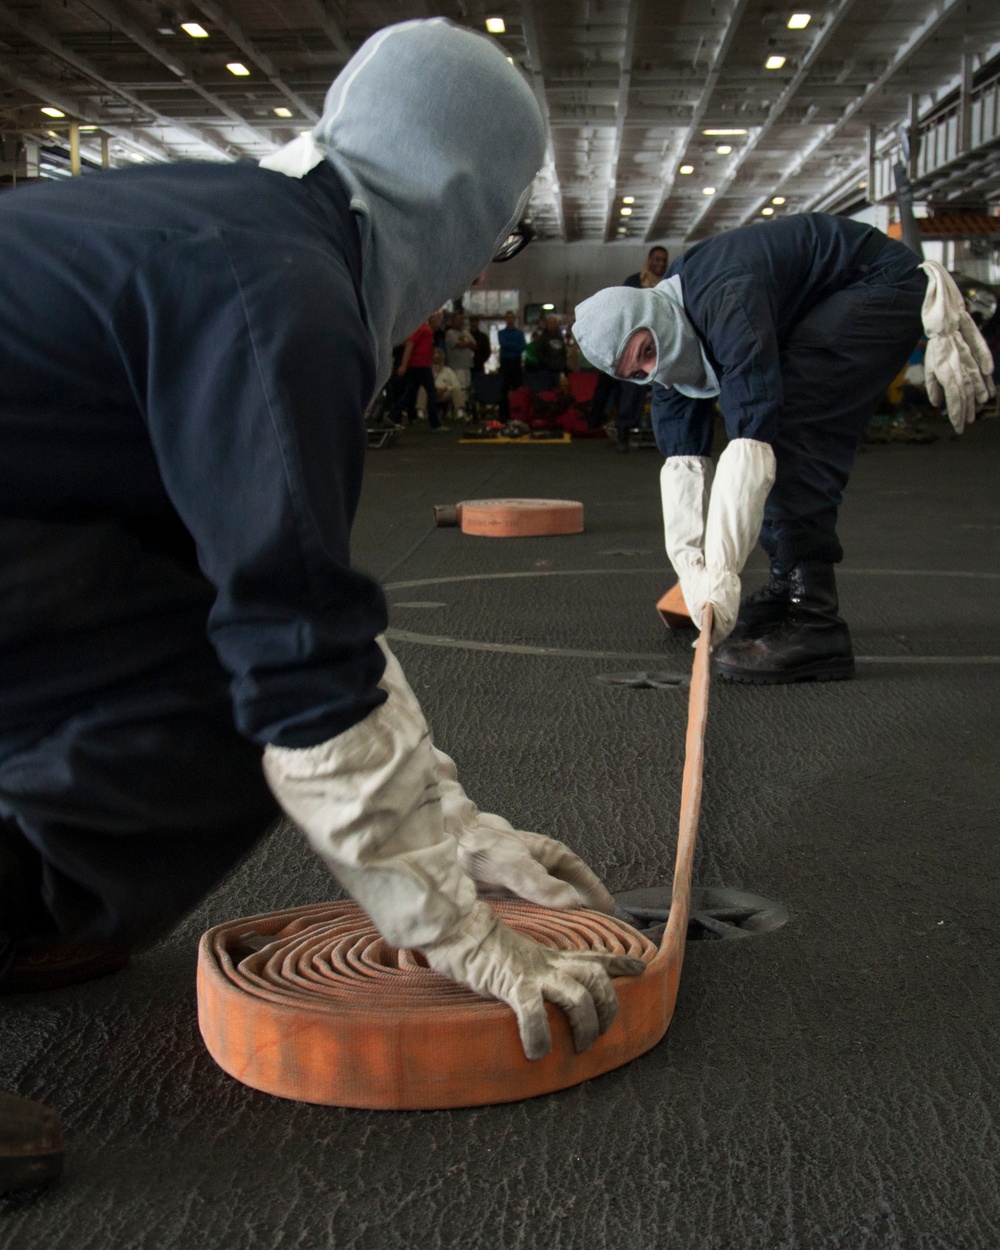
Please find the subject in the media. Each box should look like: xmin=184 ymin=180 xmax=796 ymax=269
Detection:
xmin=660 ymin=441 xmax=775 ymax=644
xmin=433 ymin=747 xmax=616 ymax=913
xmin=421 ymin=900 xmax=646 ymax=1059
xmin=263 ymin=637 xmax=635 ymax=1059
xmin=919 ymin=260 xmax=996 ymax=434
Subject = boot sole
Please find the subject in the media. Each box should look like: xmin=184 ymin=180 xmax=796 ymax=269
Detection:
xmin=714 ymin=660 xmax=855 ymax=685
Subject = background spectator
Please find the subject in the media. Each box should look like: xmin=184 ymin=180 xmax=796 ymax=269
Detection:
xmin=389 ymin=319 xmax=441 ymax=429
xmin=469 ymin=315 xmax=491 ymax=376
xmin=445 ymin=312 xmax=476 ymax=391
xmin=432 ymin=347 xmax=465 ymax=418
xmin=625 ymin=244 xmax=669 ymax=290
xmin=497 ymin=309 xmax=525 ymax=420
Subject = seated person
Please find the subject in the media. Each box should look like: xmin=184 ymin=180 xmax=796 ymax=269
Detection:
xmin=432 ymin=348 xmax=465 ymax=417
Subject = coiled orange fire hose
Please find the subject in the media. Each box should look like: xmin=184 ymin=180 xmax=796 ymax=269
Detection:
xmin=197 ymin=611 xmax=713 ymax=1108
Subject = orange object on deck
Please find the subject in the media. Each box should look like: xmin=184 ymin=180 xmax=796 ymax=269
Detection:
xmin=656 ymin=581 xmax=693 ymax=629
xmin=459 ymin=498 xmax=583 ymax=538
xmin=197 ymin=614 xmax=714 ymax=1109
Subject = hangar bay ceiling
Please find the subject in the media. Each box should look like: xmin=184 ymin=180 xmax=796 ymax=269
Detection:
xmin=1 ymin=0 xmax=999 ymax=242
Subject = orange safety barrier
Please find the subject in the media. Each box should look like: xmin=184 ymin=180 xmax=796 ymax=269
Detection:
xmin=656 ymin=581 xmax=693 ymax=629
xmin=197 ymin=612 xmax=714 ymax=1109
xmin=433 ymin=498 xmax=584 ymax=538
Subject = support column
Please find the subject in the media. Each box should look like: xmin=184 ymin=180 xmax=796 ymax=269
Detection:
xmin=68 ymin=121 xmax=80 ymax=176
xmin=100 ymin=135 xmax=110 ymax=169
xmin=866 ymin=125 xmax=876 ymax=204
xmin=908 ymin=94 xmax=920 ymax=182
xmin=959 ymin=54 xmax=974 ymax=153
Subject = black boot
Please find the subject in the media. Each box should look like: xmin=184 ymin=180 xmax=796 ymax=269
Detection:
xmin=713 ymin=562 xmax=854 ymax=684
xmin=727 ymin=561 xmax=791 ymax=642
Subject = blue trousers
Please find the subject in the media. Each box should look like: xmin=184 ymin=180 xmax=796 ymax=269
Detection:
xmin=759 ymin=256 xmax=925 ymax=566
xmin=0 ymin=517 xmax=278 ymax=948
xmin=389 ymin=366 xmax=440 ymax=428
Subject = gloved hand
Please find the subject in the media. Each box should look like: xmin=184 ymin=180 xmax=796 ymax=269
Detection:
xmin=660 ymin=440 xmax=775 ymax=644
xmin=421 ymin=900 xmax=646 ymax=1059
xmin=919 ymin=260 xmax=996 ymax=434
xmin=432 ymin=747 xmax=616 ymax=913
xmin=263 ymin=636 xmax=635 ymax=1059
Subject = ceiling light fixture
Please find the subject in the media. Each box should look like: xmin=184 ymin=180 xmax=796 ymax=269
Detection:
xmin=79 ymin=125 xmax=98 ymax=131
xmin=765 ymin=55 xmax=787 ymax=70
xmin=40 ymin=106 xmax=65 ymax=118
xmin=622 ymin=195 xmax=635 ymax=204
xmin=617 ymin=227 xmax=627 ymax=233
xmin=227 ymin=62 xmax=250 ymax=76
xmin=181 ymin=21 xmax=209 ymax=37
xmin=485 ymin=17 xmax=505 ymax=34
xmin=702 ymin=186 xmax=716 ymax=196
xmin=716 ymin=144 xmax=732 ymax=155
xmin=679 ymin=164 xmax=694 ymax=174
xmin=703 ymin=129 xmax=748 ymax=136
xmin=762 ymin=206 xmax=774 ymax=216
xmin=787 ymin=13 xmax=811 ymax=29
xmin=620 ymin=206 xmax=632 ymax=215
xmin=772 ymin=195 xmax=786 ymax=204
xmin=273 ymin=106 xmax=293 ymax=118
xmin=542 ymin=303 xmax=555 ymax=310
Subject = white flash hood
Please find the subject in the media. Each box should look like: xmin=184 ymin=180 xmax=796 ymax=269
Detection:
xmin=572 ymin=277 xmax=720 ymax=398
xmin=261 ymin=19 xmax=546 ymax=387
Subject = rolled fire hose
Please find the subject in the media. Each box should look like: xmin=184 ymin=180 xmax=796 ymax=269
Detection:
xmin=197 ymin=612 xmax=713 ymax=1109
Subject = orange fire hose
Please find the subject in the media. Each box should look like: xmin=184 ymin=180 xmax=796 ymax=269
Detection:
xmin=197 ymin=612 xmax=713 ymax=1109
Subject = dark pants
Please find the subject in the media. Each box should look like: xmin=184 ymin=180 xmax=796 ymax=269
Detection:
xmin=758 ymin=253 xmax=926 ymax=567
xmin=0 ymin=517 xmax=279 ymax=949
xmin=498 ymin=357 xmax=522 ymax=420
xmin=389 ymin=366 xmax=440 ymax=428
xmin=616 ymin=380 xmax=644 ymax=436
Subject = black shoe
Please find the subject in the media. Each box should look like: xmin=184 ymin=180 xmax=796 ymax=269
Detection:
xmin=0 ymin=1091 xmax=63 ymax=1193
xmin=728 ymin=561 xmax=791 ymax=642
xmin=713 ymin=562 xmax=854 ymax=684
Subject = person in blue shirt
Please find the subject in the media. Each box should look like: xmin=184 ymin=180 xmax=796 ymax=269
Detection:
xmin=575 ymin=214 xmax=994 ymax=683
xmin=497 ymin=309 xmax=527 ymax=420
xmin=0 ymin=20 xmax=643 ymax=1068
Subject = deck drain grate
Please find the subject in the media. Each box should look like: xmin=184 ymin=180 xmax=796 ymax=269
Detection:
xmin=614 ymin=886 xmax=789 ymax=943
xmin=596 ymin=670 xmax=689 ymax=689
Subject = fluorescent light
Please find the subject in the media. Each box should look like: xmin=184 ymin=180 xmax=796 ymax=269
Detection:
xmin=41 ymin=106 xmax=65 ymax=118
xmin=542 ymin=303 xmax=555 ymax=310
xmin=226 ymin=62 xmax=250 ymax=76
xmin=787 ymin=13 xmax=811 ymax=29
xmin=716 ymin=144 xmax=732 ymax=155
xmin=702 ymin=186 xmax=716 ymax=196
xmin=619 ymin=206 xmax=632 ymax=215
xmin=703 ymin=128 xmax=747 ymax=136
xmin=485 ymin=17 xmax=505 ymax=34
xmin=181 ymin=22 xmax=209 ymax=38
xmin=771 ymin=195 xmax=786 ymax=204
xmin=273 ymin=106 xmax=293 ymax=118
xmin=79 ymin=125 xmax=98 ymax=131
xmin=622 ymin=195 xmax=635 ymax=204
xmin=765 ymin=55 xmax=787 ymax=70
xmin=761 ymin=207 xmax=774 ymax=216
xmin=679 ymin=164 xmax=694 ymax=175
xmin=617 ymin=227 xmax=627 ymax=233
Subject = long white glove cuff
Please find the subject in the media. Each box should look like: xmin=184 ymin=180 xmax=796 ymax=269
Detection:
xmin=659 ymin=455 xmax=714 ymax=576
xmin=262 ymin=637 xmax=476 ymax=949
xmin=698 ymin=438 xmax=775 ymax=640
xmin=919 ymin=260 xmax=996 ymax=433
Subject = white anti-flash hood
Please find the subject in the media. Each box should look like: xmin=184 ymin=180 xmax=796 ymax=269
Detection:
xmin=262 ymin=19 xmax=546 ymax=387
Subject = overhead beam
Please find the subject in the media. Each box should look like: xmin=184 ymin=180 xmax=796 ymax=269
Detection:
xmin=0 ymin=53 xmax=173 ymax=164
xmin=298 ymin=0 xmax=352 ymax=62
xmin=189 ymin=0 xmax=320 ymax=122
xmin=600 ymin=0 xmax=640 ymax=242
xmin=741 ymin=0 xmax=967 ymax=226
xmin=520 ymin=0 xmax=565 ymax=241
xmin=82 ymin=0 xmax=278 ymax=150
xmin=0 ymin=1 xmax=236 ymax=161
xmin=644 ymin=0 xmax=754 ymax=242
xmin=683 ymin=0 xmax=858 ymax=238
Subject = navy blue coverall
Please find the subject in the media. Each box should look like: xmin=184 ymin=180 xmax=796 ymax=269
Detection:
xmin=651 ymin=214 xmax=926 ymax=567
xmin=0 ymin=161 xmax=390 ymax=947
